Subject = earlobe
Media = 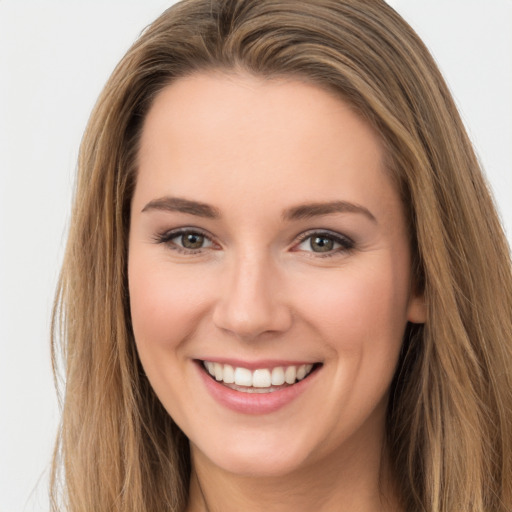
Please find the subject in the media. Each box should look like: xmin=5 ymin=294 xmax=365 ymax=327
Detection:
xmin=407 ymin=294 xmax=427 ymax=324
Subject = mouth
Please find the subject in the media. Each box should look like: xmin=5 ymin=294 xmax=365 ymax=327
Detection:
xmin=199 ymin=360 xmax=321 ymax=394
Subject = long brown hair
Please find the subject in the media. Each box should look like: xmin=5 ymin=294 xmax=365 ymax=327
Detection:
xmin=51 ymin=1 xmax=512 ymax=510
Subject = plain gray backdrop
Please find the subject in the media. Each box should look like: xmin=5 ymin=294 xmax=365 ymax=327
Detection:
xmin=1 ymin=1 xmax=511 ymax=510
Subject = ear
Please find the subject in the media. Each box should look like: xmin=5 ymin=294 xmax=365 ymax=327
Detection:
xmin=407 ymin=292 xmax=427 ymax=324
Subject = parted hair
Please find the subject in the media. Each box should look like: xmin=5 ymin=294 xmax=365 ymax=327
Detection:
xmin=51 ymin=1 xmax=512 ymax=511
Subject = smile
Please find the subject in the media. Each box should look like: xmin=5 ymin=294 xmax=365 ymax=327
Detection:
xmin=196 ymin=359 xmax=322 ymax=414
xmin=202 ymin=361 xmax=315 ymax=393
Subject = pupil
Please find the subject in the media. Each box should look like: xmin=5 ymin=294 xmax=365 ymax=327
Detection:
xmin=311 ymin=236 xmax=333 ymax=252
xmin=182 ymin=233 xmax=204 ymax=249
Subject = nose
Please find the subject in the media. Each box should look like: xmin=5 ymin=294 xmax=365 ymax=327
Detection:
xmin=212 ymin=252 xmax=293 ymax=341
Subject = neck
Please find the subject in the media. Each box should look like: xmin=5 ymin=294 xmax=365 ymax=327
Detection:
xmin=186 ymin=431 xmax=401 ymax=512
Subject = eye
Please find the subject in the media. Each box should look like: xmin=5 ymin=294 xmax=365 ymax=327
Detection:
xmin=155 ymin=228 xmax=215 ymax=253
xmin=178 ymin=232 xmax=210 ymax=249
xmin=295 ymin=231 xmax=354 ymax=255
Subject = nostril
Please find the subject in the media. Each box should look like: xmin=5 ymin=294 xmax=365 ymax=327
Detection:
xmin=212 ymin=305 xmax=293 ymax=341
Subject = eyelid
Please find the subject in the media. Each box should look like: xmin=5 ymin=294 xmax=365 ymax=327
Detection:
xmin=153 ymin=226 xmax=218 ymax=253
xmin=292 ymin=229 xmax=355 ymax=255
xmin=153 ymin=226 xmax=354 ymax=256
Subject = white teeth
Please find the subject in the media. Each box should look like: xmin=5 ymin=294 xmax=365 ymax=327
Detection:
xmin=234 ymin=367 xmax=252 ymax=387
xmin=284 ymin=366 xmax=297 ymax=384
xmin=223 ymin=364 xmax=235 ymax=384
xmin=253 ymin=369 xmax=271 ymax=388
xmin=203 ymin=361 xmax=316 ymax=389
xmin=214 ymin=362 xmax=223 ymax=381
xmin=271 ymin=366 xmax=285 ymax=386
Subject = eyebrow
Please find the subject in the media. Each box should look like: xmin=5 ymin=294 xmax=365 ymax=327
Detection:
xmin=142 ymin=196 xmax=220 ymax=218
xmin=142 ymin=196 xmax=376 ymax=223
xmin=283 ymin=201 xmax=377 ymax=223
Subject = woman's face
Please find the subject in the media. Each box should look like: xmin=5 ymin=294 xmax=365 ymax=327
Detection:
xmin=128 ymin=72 xmax=426 ymax=477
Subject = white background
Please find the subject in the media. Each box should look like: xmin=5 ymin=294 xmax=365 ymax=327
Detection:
xmin=0 ymin=1 xmax=511 ymax=511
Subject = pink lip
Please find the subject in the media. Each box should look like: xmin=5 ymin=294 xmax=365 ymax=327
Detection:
xmin=195 ymin=360 xmax=319 ymax=415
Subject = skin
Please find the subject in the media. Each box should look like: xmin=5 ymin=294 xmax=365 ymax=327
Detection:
xmin=128 ymin=72 xmax=426 ymax=512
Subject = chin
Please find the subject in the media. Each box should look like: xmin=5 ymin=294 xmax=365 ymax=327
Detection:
xmin=191 ymin=427 xmax=317 ymax=478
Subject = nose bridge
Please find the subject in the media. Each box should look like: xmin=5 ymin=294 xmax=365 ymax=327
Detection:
xmin=213 ymin=247 xmax=291 ymax=339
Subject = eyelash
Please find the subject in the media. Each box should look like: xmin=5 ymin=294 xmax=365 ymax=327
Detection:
xmin=153 ymin=228 xmax=355 ymax=257
xmin=293 ymin=230 xmax=355 ymax=257
xmin=153 ymin=228 xmax=216 ymax=254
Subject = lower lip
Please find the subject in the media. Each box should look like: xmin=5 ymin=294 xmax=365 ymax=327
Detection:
xmin=196 ymin=362 xmax=318 ymax=415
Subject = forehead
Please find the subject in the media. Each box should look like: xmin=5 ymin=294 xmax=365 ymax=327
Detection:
xmin=135 ymin=72 xmax=400 ymax=223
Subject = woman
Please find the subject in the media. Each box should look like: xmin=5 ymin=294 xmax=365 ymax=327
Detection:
xmin=51 ymin=0 xmax=512 ymax=511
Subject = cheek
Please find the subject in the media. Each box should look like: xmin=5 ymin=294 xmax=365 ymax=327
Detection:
xmin=127 ymin=253 xmax=220 ymax=427
xmin=291 ymin=259 xmax=411 ymax=353
xmin=128 ymin=253 xmax=213 ymax=356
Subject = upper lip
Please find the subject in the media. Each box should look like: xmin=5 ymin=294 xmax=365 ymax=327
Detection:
xmin=196 ymin=358 xmax=321 ymax=370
